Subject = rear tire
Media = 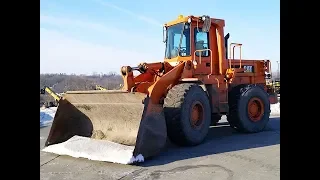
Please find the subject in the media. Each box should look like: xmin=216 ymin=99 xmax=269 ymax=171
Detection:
xmin=211 ymin=114 xmax=221 ymax=126
xmin=227 ymin=85 xmax=270 ymax=133
xmin=163 ymin=83 xmax=211 ymax=146
xmin=49 ymin=101 xmax=54 ymax=107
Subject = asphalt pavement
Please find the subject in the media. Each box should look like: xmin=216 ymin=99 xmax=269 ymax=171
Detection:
xmin=40 ymin=116 xmax=280 ymax=180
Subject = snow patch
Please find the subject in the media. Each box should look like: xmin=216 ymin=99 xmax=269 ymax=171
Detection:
xmin=42 ymin=135 xmax=144 ymax=164
xmin=40 ymin=102 xmax=279 ymax=164
xmin=40 ymin=107 xmax=57 ymax=127
xmin=270 ymin=103 xmax=280 ymax=116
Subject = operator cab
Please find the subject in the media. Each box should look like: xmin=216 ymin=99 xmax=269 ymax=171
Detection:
xmin=164 ymin=22 xmax=212 ymax=59
xmin=164 ymin=23 xmax=191 ymax=59
xmin=163 ymin=15 xmax=230 ymax=75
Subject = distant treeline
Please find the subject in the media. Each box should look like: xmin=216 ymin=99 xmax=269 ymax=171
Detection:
xmin=271 ymin=71 xmax=280 ymax=80
xmin=40 ymin=73 xmax=123 ymax=92
xmin=40 ymin=73 xmax=123 ymax=104
xmin=40 ymin=70 xmax=280 ymax=104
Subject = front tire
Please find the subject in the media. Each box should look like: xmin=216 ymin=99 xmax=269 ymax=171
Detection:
xmin=163 ymin=83 xmax=211 ymax=146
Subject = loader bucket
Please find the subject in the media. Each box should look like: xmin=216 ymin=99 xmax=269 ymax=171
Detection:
xmin=42 ymin=90 xmax=167 ymax=164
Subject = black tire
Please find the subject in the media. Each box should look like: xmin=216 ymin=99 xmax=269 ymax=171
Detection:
xmin=163 ymin=83 xmax=211 ymax=146
xmin=211 ymin=114 xmax=222 ymax=126
xmin=49 ymin=101 xmax=54 ymax=107
xmin=227 ymin=85 xmax=270 ymax=133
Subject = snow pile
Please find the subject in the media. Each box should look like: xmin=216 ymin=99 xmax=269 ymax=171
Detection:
xmin=42 ymin=135 xmax=144 ymax=164
xmin=40 ymin=107 xmax=57 ymax=127
xmin=270 ymin=103 xmax=280 ymax=116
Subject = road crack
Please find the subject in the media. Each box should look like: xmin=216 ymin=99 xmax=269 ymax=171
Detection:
xmin=40 ymin=155 xmax=60 ymax=167
xmin=224 ymin=152 xmax=279 ymax=172
xmin=118 ymin=168 xmax=147 ymax=180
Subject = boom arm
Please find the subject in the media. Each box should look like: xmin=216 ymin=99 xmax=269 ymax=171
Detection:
xmin=95 ymin=85 xmax=107 ymax=91
xmin=120 ymin=61 xmax=186 ymax=104
xmin=40 ymin=86 xmax=61 ymax=102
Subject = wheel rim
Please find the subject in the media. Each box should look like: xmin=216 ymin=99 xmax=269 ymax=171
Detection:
xmin=190 ymin=101 xmax=204 ymax=128
xmin=248 ymin=97 xmax=265 ymax=122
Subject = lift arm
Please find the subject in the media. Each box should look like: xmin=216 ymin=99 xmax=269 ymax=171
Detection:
xmin=40 ymin=86 xmax=61 ymax=102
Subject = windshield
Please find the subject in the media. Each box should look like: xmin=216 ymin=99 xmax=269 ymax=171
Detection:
xmin=165 ymin=23 xmax=191 ymax=59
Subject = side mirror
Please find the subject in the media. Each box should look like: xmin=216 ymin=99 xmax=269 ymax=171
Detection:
xmin=224 ymin=33 xmax=230 ymax=40
xmin=224 ymin=33 xmax=230 ymax=59
xmin=163 ymin=26 xmax=167 ymax=43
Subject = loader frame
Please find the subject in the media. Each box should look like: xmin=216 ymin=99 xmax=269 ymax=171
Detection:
xmin=120 ymin=15 xmax=277 ymax=114
xmin=42 ymin=15 xmax=279 ymax=165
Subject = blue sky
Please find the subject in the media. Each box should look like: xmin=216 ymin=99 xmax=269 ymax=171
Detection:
xmin=40 ymin=0 xmax=280 ymax=75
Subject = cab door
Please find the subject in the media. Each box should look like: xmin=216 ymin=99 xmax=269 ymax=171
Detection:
xmin=193 ymin=27 xmax=212 ymax=75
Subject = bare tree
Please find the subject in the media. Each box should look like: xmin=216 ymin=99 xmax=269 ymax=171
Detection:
xmin=271 ymin=71 xmax=280 ymax=80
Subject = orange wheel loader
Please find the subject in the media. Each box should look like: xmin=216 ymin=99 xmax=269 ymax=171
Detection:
xmin=42 ymin=15 xmax=278 ymax=164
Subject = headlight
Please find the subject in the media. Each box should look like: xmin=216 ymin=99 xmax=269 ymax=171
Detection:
xmin=192 ymin=60 xmax=198 ymax=66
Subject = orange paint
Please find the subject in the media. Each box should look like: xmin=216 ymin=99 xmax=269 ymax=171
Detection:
xmin=119 ymin=15 xmax=277 ymax=114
